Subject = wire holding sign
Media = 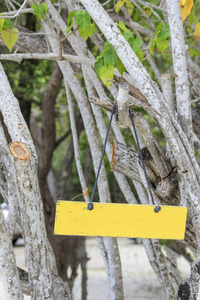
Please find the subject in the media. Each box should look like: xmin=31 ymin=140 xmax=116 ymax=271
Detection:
xmin=54 ymin=84 xmax=187 ymax=240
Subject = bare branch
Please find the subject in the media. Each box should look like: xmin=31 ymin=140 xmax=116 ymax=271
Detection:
xmin=161 ymin=73 xmax=175 ymax=112
xmin=129 ymin=0 xmax=156 ymax=30
xmin=134 ymin=0 xmax=167 ymax=12
xmin=0 ymin=0 xmax=28 ymax=19
xmin=191 ymin=97 xmax=200 ymax=104
xmin=102 ymin=0 xmax=112 ymax=6
xmin=0 ymin=208 xmax=23 ymax=299
xmin=0 ymin=53 xmax=94 ymax=65
xmin=167 ymin=0 xmax=193 ymax=144
xmin=109 ymin=12 xmax=153 ymax=36
xmin=64 ymin=81 xmax=90 ymax=202
xmin=0 ymin=8 xmax=33 ymax=17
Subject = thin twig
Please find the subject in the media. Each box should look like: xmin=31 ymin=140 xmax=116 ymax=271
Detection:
xmin=129 ymin=0 xmax=156 ymax=30
xmin=134 ymin=0 xmax=167 ymax=12
xmin=0 ymin=0 xmax=28 ymax=19
xmin=191 ymin=97 xmax=200 ymax=104
xmin=10 ymin=0 xmax=21 ymax=7
xmin=5 ymin=0 xmax=16 ymax=10
xmin=1 ymin=28 xmax=55 ymax=39
xmin=57 ymin=27 xmax=63 ymax=60
xmin=159 ymin=0 xmax=165 ymax=7
xmin=143 ymin=49 xmax=171 ymax=60
xmin=143 ymin=53 xmax=153 ymax=61
xmin=0 ymin=53 xmax=94 ymax=65
xmin=132 ymin=1 xmax=163 ymax=21
xmin=102 ymin=0 xmax=112 ymax=6
xmin=0 ymin=8 xmax=34 ymax=19
xmin=60 ymin=27 xmax=79 ymax=43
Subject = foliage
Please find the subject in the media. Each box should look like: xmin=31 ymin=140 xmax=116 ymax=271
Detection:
xmin=181 ymin=0 xmax=200 ymax=54
xmin=0 ymin=16 xmax=18 ymax=52
xmin=115 ymin=0 xmax=134 ymax=16
xmin=93 ymin=21 xmax=144 ymax=86
xmin=31 ymin=2 xmax=48 ymax=20
xmin=60 ymin=2 xmax=200 ymax=89
xmin=67 ymin=10 xmax=95 ymax=41
xmin=150 ymin=22 xmax=170 ymax=57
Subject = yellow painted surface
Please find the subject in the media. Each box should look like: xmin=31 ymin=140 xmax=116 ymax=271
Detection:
xmin=54 ymin=201 xmax=187 ymax=240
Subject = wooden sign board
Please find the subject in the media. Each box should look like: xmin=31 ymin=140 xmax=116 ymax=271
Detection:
xmin=54 ymin=201 xmax=187 ymax=240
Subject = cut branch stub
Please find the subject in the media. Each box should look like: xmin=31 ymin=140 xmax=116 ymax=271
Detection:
xmin=116 ymin=82 xmax=132 ymax=128
xmin=9 ymin=142 xmax=30 ymax=161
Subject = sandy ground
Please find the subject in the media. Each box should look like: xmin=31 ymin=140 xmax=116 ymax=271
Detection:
xmin=0 ymin=238 xmax=190 ymax=300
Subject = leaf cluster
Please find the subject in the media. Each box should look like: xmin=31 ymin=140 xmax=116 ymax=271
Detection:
xmin=149 ymin=22 xmax=170 ymax=58
xmin=94 ymin=21 xmax=143 ymax=88
xmin=31 ymin=2 xmax=48 ymax=21
xmin=67 ymin=10 xmax=95 ymax=41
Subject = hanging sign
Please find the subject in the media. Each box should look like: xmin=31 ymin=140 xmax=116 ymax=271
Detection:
xmin=54 ymin=201 xmax=187 ymax=240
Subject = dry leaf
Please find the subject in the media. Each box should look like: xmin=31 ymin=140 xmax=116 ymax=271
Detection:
xmin=180 ymin=0 xmax=193 ymax=23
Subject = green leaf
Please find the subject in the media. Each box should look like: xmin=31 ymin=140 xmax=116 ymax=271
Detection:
xmin=132 ymin=37 xmax=142 ymax=52
xmin=126 ymin=1 xmax=134 ymax=16
xmin=31 ymin=3 xmax=48 ymax=20
xmin=104 ymin=40 xmax=110 ymax=50
xmin=95 ymin=54 xmax=104 ymax=63
xmin=123 ymin=30 xmax=135 ymax=48
xmin=2 ymin=28 xmax=18 ymax=52
xmin=118 ymin=21 xmax=129 ymax=32
xmin=136 ymin=49 xmax=143 ymax=62
xmin=189 ymin=47 xmax=200 ymax=58
xmin=116 ymin=58 xmax=127 ymax=75
xmin=123 ymin=30 xmax=133 ymax=40
xmin=156 ymin=38 xmax=168 ymax=57
xmin=104 ymin=48 xmax=118 ymax=66
xmin=94 ymin=56 xmax=104 ymax=75
xmin=143 ymin=6 xmax=152 ymax=17
xmin=116 ymin=0 xmax=125 ymax=14
xmin=74 ymin=10 xmax=91 ymax=31
xmin=99 ymin=65 xmax=114 ymax=88
xmin=158 ymin=23 xmax=170 ymax=40
xmin=149 ymin=38 xmax=155 ymax=55
xmin=129 ymin=37 xmax=135 ymax=48
xmin=156 ymin=22 xmax=163 ymax=35
xmin=188 ymin=8 xmax=195 ymax=26
xmin=42 ymin=4 xmax=48 ymax=13
xmin=0 ymin=17 xmax=4 ymax=33
xmin=78 ymin=22 xmax=95 ymax=41
xmin=3 ymin=19 xmax=13 ymax=30
xmin=67 ymin=11 xmax=74 ymax=26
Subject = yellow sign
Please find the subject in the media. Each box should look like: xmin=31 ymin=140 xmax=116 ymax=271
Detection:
xmin=54 ymin=201 xmax=187 ymax=240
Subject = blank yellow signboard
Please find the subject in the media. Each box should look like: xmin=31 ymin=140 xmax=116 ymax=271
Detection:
xmin=54 ymin=201 xmax=187 ymax=240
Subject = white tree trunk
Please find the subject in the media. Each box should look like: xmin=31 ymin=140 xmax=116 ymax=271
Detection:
xmin=0 ymin=63 xmax=71 ymax=299
xmin=0 ymin=207 xmax=24 ymax=299
xmin=166 ymin=0 xmax=193 ymax=144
